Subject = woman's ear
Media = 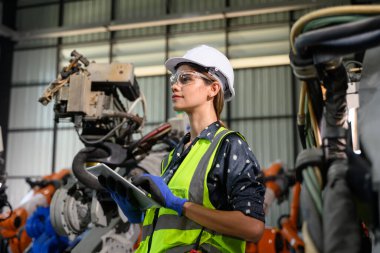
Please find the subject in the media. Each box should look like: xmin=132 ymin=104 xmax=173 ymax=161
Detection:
xmin=208 ymin=82 xmax=221 ymax=99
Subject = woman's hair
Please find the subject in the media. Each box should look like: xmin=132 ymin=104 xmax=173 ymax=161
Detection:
xmin=213 ymin=87 xmax=224 ymax=121
xmin=175 ymin=62 xmax=225 ymax=121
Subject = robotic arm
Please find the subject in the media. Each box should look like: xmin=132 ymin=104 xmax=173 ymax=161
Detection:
xmin=39 ymin=50 xmax=146 ymax=190
xmin=247 ymin=162 xmax=303 ymax=253
xmin=38 ymin=51 xmax=181 ymax=252
xmin=262 ymin=162 xmax=295 ymax=212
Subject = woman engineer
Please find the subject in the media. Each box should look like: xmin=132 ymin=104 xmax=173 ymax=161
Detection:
xmin=101 ymin=45 xmax=265 ymax=253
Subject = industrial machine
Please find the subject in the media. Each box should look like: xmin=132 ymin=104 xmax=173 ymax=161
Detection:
xmin=38 ymin=50 xmax=182 ymax=252
xmin=25 ymin=206 xmax=69 ymax=253
xmin=0 ymin=169 xmax=70 ymax=253
xmin=289 ymin=5 xmax=380 ymax=253
xmin=248 ymin=5 xmax=380 ymax=253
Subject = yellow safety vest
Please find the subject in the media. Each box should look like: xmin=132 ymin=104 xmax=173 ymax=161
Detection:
xmin=136 ymin=127 xmax=246 ymax=253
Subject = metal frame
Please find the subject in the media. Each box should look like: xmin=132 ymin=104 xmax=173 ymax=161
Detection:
xmin=0 ymin=0 xmax=17 ymax=169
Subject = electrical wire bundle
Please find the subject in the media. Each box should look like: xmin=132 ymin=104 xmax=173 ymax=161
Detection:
xmin=289 ymin=5 xmax=380 ymax=253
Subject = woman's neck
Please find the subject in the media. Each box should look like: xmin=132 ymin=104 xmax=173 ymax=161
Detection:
xmin=186 ymin=104 xmax=218 ymax=142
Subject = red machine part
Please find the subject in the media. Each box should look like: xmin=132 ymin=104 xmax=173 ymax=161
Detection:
xmin=278 ymin=182 xmax=304 ymax=252
xmin=263 ymin=162 xmax=285 ymax=198
xmin=246 ymin=163 xmax=303 ymax=253
xmin=0 ymin=169 xmax=71 ymax=253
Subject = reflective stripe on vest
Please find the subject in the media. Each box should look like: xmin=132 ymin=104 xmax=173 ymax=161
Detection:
xmin=188 ymin=129 xmax=229 ymax=203
xmin=167 ymin=243 xmax=221 ymax=253
xmin=142 ymin=214 xmax=200 ymax=240
xmin=137 ymin=128 xmax=245 ymax=253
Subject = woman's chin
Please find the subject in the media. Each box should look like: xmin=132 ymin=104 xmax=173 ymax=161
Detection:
xmin=173 ymin=105 xmax=183 ymax=111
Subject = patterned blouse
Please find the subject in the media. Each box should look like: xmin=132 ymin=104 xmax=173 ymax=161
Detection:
xmin=162 ymin=121 xmax=265 ymax=222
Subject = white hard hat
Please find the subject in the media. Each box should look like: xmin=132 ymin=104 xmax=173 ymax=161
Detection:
xmin=165 ymin=45 xmax=235 ymax=101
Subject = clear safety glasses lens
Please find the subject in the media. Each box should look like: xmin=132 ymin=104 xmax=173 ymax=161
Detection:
xmin=169 ymin=71 xmax=213 ymax=86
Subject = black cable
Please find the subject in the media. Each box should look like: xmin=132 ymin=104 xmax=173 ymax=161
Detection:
xmin=314 ymin=29 xmax=380 ymax=54
xmin=72 ymin=147 xmax=109 ymax=191
xmin=295 ymin=15 xmax=380 ymax=57
xmin=296 ymin=29 xmax=380 ymax=60
xmin=192 ymin=227 xmax=205 ymax=250
xmin=302 ymin=15 xmax=367 ymax=33
xmin=147 ymin=209 xmax=159 ymax=253
xmin=306 ymin=79 xmax=324 ymax=126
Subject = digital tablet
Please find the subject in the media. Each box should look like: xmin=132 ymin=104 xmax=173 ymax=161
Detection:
xmin=87 ymin=163 xmax=162 ymax=210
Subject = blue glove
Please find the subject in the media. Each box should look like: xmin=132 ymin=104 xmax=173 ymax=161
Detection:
xmin=132 ymin=174 xmax=188 ymax=215
xmin=98 ymin=174 xmax=143 ymax=223
xmin=109 ymin=191 xmax=143 ymax=223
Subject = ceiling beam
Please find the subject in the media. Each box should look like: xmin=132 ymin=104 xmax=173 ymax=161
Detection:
xmin=0 ymin=0 xmax=342 ymax=41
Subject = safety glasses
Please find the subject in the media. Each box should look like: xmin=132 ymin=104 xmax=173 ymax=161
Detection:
xmin=169 ymin=71 xmax=214 ymax=86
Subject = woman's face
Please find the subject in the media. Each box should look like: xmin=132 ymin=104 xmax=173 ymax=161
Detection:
xmin=171 ymin=65 xmax=216 ymax=113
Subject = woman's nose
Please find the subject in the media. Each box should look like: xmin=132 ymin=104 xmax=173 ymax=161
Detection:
xmin=171 ymin=82 xmax=180 ymax=92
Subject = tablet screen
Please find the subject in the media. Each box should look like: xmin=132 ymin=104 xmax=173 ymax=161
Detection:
xmin=87 ymin=163 xmax=162 ymax=210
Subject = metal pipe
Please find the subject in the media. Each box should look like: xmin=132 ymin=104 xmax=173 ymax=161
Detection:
xmin=4 ymin=1 xmax=337 ymax=41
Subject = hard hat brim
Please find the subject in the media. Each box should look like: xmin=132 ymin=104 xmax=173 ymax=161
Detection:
xmin=165 ymin=57 xmax=207 ymax=73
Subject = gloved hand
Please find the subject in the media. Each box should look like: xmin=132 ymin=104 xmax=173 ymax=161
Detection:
xmin=98 ymin=175 xmax=143 ymax=223
xmin=132 ymin=174 xmax=188 ymax=216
